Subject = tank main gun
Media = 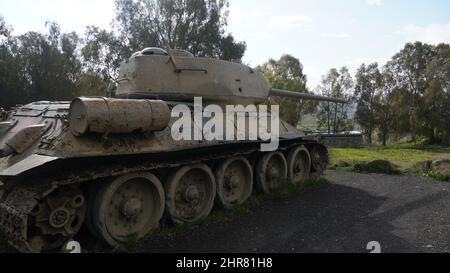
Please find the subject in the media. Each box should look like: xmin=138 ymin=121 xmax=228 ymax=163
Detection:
xmin=269 ymin=88 xmax=347 ymax=103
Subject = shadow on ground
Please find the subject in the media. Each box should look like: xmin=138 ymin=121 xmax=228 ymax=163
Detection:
xmin=130 ymin=181 xmax=432 ymax=253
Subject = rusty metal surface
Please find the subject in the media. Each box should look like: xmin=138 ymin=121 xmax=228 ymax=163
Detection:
xmin=69 ymin=98 xmax=170 ymax=136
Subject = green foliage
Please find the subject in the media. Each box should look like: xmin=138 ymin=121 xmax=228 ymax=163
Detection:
xmin=388 ymin=42 xmax=450 ymax=144
xmin=393 ymin=143 xmax=450 ymax=153
xmin=422 ymin=169 xmax=447 ymax=182
xmin=354 ymin=63 xmax=382 ymax=144
xmin=316 ymin=67 xmax=355 ymax=133
xmin=256 ymin=54 xmax=310 ymax=126
xmin=0 ymin=22 xmax=85 ymax=107
xmin=351 ymin=42 xmax=450 ymax=146
xmin=329 ymin=146 xmax=447 ymax=171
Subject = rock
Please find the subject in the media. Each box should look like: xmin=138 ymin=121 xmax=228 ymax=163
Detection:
xmin=354 ymin=161 xmax=368 ymax=171
xmin=413 ymin=160 xmax=432 ymax=171
xmin=354 ymin=160 xmax=400 ymax=175
xmin=431 ymin=159 xmax=450 ymax=181
xmin=337 ymin=161 xmax=352 ymax=168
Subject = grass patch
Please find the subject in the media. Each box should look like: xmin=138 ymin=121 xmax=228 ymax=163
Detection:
xmin=392 ymin=143 xmax=450 ymax=154
xmin=329 ymin=146 xmax=449 ymax=171
xmin=422 ymin=169 xmax=447 ymax=182
xmin=329 ymin=144 xmax=450 ymax=181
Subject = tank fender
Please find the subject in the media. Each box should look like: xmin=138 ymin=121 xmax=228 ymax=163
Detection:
xmin=0 ymin=154 xmax=59 ymax=176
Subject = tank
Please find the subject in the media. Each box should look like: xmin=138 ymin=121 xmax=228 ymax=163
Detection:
xmin=0 ymin=47 xmax=345 ymax=252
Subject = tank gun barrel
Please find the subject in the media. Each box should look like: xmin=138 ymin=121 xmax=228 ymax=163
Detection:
xmin=270 ymin=88 xmax=347 ymax=103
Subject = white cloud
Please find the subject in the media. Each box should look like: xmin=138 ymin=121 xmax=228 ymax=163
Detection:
xmin=398 ymin=23 xmax=450 ymax=44
xmin=228 ymin=7 xmax=265 ymax=24
xmin=367 ymin=0 xmax=382 ymax=6
xmin=269 ymin=15 xmax=312 ymax=29
xmin=320 ymin=33 xmax=352 ymax=39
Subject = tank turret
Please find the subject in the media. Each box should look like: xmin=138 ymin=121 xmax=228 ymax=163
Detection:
xmin=116 ymin=47 xmax=345 ymax=104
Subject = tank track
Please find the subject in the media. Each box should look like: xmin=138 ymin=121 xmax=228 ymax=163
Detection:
xmin=0 ymin=139 xmax=327 ymax=252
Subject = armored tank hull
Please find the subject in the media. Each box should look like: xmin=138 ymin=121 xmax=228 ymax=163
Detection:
xmin=0 ymin=48 xmax=337 ymax=252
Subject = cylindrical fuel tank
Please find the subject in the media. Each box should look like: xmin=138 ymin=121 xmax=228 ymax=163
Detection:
xmin=69 ymin=97 xmax=170 ymax=136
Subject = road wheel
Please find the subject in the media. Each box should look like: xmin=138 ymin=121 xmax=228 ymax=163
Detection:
xmin=309 ymin=145 xmax=329 ymax=180
xmin=287 ymin=146 xmax=311 ymax=185
xmin=89 ymin=172 xmax=165 ymax=246
xmin=165 ymin=164 xmax=216 ymax=224
xmin=256 ymin=152 xmax=288 ymax=194
xmin=215 ymin=157 xmax=253 ymax=209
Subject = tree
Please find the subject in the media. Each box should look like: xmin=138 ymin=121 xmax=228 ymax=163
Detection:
xmin=316 ymin=67 xmax=354 ymax=133
xmin=83 ymin=0 xmax=246 ymax=81
xmin=0 ymin=16 xmax=11 ymax=39
xmin=114 ymin=0 xmax=245 ymax=59
xmin=0 ymin=16 xmax=22 ymax=108
xmin=424 ymin=43 xmax=450 ymax=143
xmin=82 ymin=26 xmax=125 ymax=81
xmin=0 ymin=22 xmax=83 ymax=108
xmin=390 ymin=42 xmax=436 ymax=141
xmin=256 ymin=54 xmax=310 ymax=126
xmin=354 ymin=63 xmax=382 ymax=144
xmin=375 ymin=66 xmax=397 ymax=146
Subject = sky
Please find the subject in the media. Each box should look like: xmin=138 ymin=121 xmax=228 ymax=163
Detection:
xmin=1 ymin=0 xmax=450 ymax=89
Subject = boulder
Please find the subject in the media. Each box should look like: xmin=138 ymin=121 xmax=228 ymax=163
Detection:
xmin=354 ymin=160 xmax=400 ymax=175
xmin=413 ymin=160 xmax=432 ymax=171
xmin=431 ymin=159 xmax=450 ymax=181
xmin=336 ymin=161 xmax=352 ymax=168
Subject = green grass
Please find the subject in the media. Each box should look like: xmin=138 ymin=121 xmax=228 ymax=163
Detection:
xmin=421 ymin=169 xmax=447 ymax=182
xmin=329 ymin=146 xmax=449 ymax=171
xmin=392 ymin=143 xmax=450 ymax=153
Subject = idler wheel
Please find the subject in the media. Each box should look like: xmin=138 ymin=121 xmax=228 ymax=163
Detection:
xmin=215 ymin=157 xmax=253 ymax=209
xmin=287 ymin=146 xmax=311 ymax=185
xmin=165 ymin=164 xmax=216 ymax=224
xmin=256 ymin=152 xmax=288 ymax=193
xmin=27 ymin=186 xmax=87 ymax=252
xmin=309 ymin=145 xmax=329 ymax=180
xmin=88 ymin=173 xmax=165 ymax=246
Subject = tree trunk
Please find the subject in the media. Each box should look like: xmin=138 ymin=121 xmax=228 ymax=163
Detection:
xmin=428 ymin=127 xmax=435 ymax=144
xmin=382 ymin=127 xmax=387 ymax=146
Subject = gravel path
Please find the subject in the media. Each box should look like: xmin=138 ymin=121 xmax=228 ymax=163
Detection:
xmin=130 ymin=171 xmax=450 ymax=253
xmin=2 ymin=171 xmax=450 ymax=253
